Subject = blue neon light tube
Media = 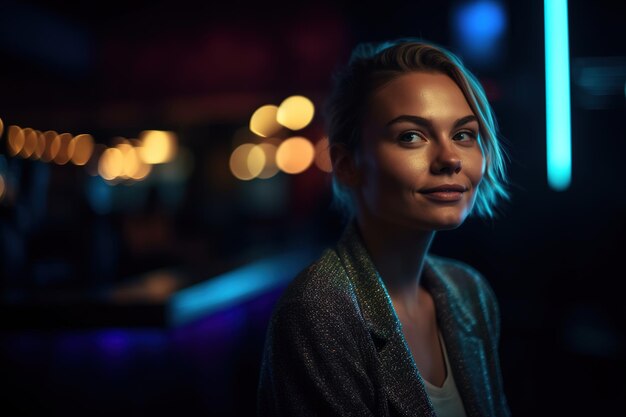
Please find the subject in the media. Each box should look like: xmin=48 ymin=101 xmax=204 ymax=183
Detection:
xmin=544 ymin=0 xmax=571 ymax=191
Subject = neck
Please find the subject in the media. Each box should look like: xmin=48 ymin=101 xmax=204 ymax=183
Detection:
xmin=355 ymin=213 xmax=435 ymax=310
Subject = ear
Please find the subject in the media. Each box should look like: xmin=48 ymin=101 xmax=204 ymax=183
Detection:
xmin=330 ymin=144 xmax=361 ymax=188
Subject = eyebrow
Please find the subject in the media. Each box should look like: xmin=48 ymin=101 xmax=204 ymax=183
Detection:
xmin=385 ymin=115 xmax=478 ymax=130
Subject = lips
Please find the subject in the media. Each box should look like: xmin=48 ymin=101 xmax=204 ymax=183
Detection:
xmin=420 ymin=184 xmax=468 ymax=193
xmin=419 ymin=184 xmax=467 ymax=202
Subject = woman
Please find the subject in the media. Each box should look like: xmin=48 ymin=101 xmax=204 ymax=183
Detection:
xmin=258 ymin=40 xmax=511 ymax=417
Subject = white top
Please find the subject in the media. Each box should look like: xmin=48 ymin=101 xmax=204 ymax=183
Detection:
xmin=423 ymin=331 xmax=468 ymax=417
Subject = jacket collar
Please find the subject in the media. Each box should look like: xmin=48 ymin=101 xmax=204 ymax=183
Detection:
xmin=335 ymin=222 xmax=490 ymax=417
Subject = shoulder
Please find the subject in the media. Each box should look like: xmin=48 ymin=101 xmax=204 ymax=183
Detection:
xmin=268 ymin=248 xmax=365 ymax=334
xmin=261 ymin=248 xmax=372 ymax=370
xmin=258 ymin=252 xmax=379 ymax=416
xmin=277 ymin=248 xmax=351 ymax=304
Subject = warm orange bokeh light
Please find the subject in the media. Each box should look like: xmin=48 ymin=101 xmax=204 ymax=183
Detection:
xmin=138 ymin=130 xmax=177 ymax=164
xmin=49 ymin=134 xmax=62 ymax=163
xmin=314 ymin=137 xmax=333 ymax=173
xmin=33 ymin=131 xmax=45 ymax=160
xmin=116 ymin=143 xmax=137 ymax=178
xmin=98 ymin=147 xmax=124 ymax=180
xmin=276 ymin=95 xmax=315 ymax=130
xmin=130 ymin=158 xmax=152 ymax=180
xmin=230 ymin=143 xmax=266 ymax=180
xmin=68 ymin=134 xmax=94 ymax=166
xmin=52 ymin=133 xmax=73 ymax=165
xmin=41 ymin=131 xmax=59 ymax=162
xmin=7 ymin=125 xmax=25 ymax=156
xmin=276 ymin=136 xmax=315 ymax=174
xmin=249 ymin=105 xmax=283 ymax=138
xmin=115 ymin=142 xmax=151 ymax=180
xmin=247 ymin=145 xmax=266 ymax=179
xmin=257 ymin=143 xmax=279 ymax=179
xmin=0 ymin=117 xmax=4 ymax=138
xmin=20 ymin=128 xmax=38 ymax=158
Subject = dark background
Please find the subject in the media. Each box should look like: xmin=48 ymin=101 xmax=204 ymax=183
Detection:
xmin=1 ymin=0 xmax=625 ymax=415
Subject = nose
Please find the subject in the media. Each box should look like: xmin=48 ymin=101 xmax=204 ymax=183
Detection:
xmin=430 ymin=142 xmax=462 ymax=175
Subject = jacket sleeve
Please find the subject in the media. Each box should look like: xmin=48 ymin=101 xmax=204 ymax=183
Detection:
xmin=257 ymin=292 xmax=380 ymax=417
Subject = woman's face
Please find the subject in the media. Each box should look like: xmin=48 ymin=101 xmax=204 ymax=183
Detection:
xmin=354 ymin=71 xmax=485 ymax=231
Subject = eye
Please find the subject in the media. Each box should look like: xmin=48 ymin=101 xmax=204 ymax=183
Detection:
xmin=398 ymin=131 xmax=424 ymax=143
xmin=453 ymin=131 xmax=477 ymax=142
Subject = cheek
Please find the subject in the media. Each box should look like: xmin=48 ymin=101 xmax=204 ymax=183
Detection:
xmin=466 ymin=150 xmax=486 ymax=187
xmin=374 ymin=151 xmax=429 ymax=192
xmin=359 ymin=149 xmax=427 ymax=209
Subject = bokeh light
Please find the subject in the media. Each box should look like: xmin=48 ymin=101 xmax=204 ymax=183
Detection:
xmin=129 ymin=157 xmax=152 ymax=181
xmin=41 ymin=130 xmax=59 ymax=162
xmin=33 ymin=131 xmax=45 ymax=160
xmin=249 ymin=105 xmax=283 ymax=138
xmin=276 ymin=136 xmax=315 ymax=174
xmin=247 ymin=146 xmax=265 ymax=178
xmin=116 ymin=143 xmax=139 ymax=178
xmin=0 ymin=117 xmax=4 ymax=138
xmin=20 ymin=128 xmax=38 ymax=158
xmin=52 ymin=133 xmax=73 ymax=165
xmin=314 ymin=137 xmax=333 ymax=173
xmin=7 ymin=125 xmax=25 ymax=156
xmin=276 ymin=95 xmax=315 ymax=130
xmin=257 ymin=143 xmax=279 ymax=179
xmin=230 ymin=143 xmax=266 ymax=180
xmin=138 ymin=130 xmax=177 ymax=164
xmin=49 ymin=133 xmax=62 ymax=163
xmin=98 ymin=147 xmax=124 ymax=181
xmin=68 ymin=134 xmax=95 ymax=166
xmin=114 ymin=142 xmax=151 ymax=180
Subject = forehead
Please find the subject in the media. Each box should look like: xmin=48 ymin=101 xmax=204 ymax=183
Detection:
xmin=366 ymin=71 xmax=474 ymax=123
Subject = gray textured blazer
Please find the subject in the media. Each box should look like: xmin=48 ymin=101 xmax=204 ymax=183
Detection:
xmin=258 ymin=223 xmax=510 ymax=417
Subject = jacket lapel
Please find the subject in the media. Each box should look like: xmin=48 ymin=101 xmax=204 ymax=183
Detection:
xmin=336 ymin=224 xmax=493 ymax=417
xmin=424 ymin=259 xmax=496 ymax=417
xmin=336 ymin=224 xmax=436 ymax=417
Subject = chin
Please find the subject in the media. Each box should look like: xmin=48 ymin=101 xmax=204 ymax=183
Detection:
xmin=433 ymin=221 xmax=464 ymax=231
xmin=400 ymin=215 xmax=465 ymax=232
xmin=426 ymin=211 xmax=469 ymax=231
